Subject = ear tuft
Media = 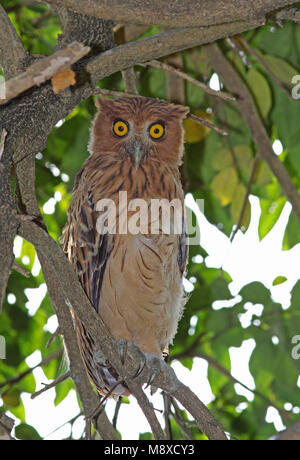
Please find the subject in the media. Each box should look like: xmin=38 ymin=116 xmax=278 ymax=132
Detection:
xmin=170 ymin=104 xmax=190 ymax=119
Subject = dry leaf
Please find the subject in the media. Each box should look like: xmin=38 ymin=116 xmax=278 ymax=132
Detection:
xmin=51 ymin=68 xmax=76 ymax=94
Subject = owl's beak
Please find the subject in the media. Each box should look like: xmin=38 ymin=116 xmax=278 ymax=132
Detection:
xmin=132 ymin=140 xmax=146 ymax=168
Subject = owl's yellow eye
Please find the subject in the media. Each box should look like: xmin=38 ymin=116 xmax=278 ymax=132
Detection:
xmin=149 ymin=122 xmax=165 ymax=140
xmin=113 ymin=119 xmax=129 ymax=137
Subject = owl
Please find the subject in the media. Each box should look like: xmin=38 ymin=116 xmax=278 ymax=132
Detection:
xmin=62 ymin=97 xmax=189 ymax=398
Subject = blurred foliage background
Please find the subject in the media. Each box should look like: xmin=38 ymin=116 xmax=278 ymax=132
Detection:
xmin=0 ymin=0 xmax=300 ymax=440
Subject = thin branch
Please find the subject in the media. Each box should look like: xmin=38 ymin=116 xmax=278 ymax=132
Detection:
xmin=145 ymin=60 xmax=235 ymax=101
xmin=230 ymin=154 xmax=260 ymax=243
xmin=12 ymin=260 xmax=30 ymax=278
xmin=163 ymin=392 xmax=173 ymax=440
xmin=122 ymin=68 xmax=138 ymax=94
xmin=171 ymin=398 xmax=194 ymax=440
xmin=46 ymin=327 xmax=61 ymax=348
xmin=275 ymin=7 xmax=300 ymax=22
xmin=0 ymin=349 xmax=63 ymax=389
xmin=85 ymin=22 xmax=265 ymax=93
xmin=41 ymin=0 xmax=295 ymax=27
xmin=126 ymin=381 xmax=165 ymax=440
xmin=172 ymin=383 xmax=227 ymax=440
xmin=187 ymin=113 xmax=228 ymax=136
xmin=0 ymin=42 xmax=91 ymax=106
xmin=31 ymin=371 xmax=71 ymax=400
xmin=112 ymin=397 xmax=122 ymax=429
xmin=204 ymin=42 xmax=300 ymax=226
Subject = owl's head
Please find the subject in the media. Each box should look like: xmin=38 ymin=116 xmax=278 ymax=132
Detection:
xmin=90 ymin=97 xmax=189 ymax=167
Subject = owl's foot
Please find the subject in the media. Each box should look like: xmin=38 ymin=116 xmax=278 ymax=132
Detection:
xmin=117 ymin=339 xmax=146 ymax=378
xmin=116 ymin=340 xmax=163 ymax=390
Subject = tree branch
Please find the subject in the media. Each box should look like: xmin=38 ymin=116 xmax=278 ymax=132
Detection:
xmin=0 ymin=349 xmax=63 ymax=389
xmin=41 ymin=0 xmax=295 ymax=27
xmin=0 ymin=42 xmax=91 ymax=106
xmin=144 ymin=60 xmax=235 ymax=101
xmin=0 ymin=5 xmax=27 ymax=79
xmin=275 ymin=7 xmax=300 ymax=23
xmin=31 ymin=371 xmax=71 ymax=400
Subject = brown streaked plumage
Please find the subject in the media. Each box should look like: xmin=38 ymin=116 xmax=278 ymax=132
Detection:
xmin=62 ymin=97 xmax=189 ymax=397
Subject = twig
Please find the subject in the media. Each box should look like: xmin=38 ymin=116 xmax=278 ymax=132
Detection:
xmin=0 ymin=349 xmax=63 ymax=389
xmin=46 ymin=327 xmax=61 ymax=348
xmin=112 ymin=397 xmax=122 ymax=429
xmin=44 ymin=412 xmax=83 ymax=439
xmin=144 ymin=60 xmax=235 ymax=101
xmin=172 ymin=383 xmax=227 ymax=440
xmin=0 ymin=41 xmax=91 ymax=106
xmin=163 ymin=392 xmax=173 ymax=440
xmin=230 ymin=154 xmax=260 ymax=242
xmin=12 ymin=260 xmax=30 ymax=278
xmin=171 ymin=398 xmax=194 ymax=440
xmin=187 ymin=113 xmax=228 ymax=136
xmin=126 ymin=381 xmax=165 ymax=440
xmin=87 ymin=380 xmax=123 ymax=420
xmin=31 ymin=371 xmax=71 ymax=399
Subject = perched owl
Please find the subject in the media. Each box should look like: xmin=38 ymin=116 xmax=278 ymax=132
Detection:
xmin=62 ymin=97 xmax=189 ymax=398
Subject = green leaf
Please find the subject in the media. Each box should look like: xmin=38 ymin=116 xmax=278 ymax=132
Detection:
xmin=211 ymin=148 xmax=233 ymax=171
xmin=259 ymin=197 xmax=286 ymax=239
xmin=55 ymin=377 xmax=74 ymax=406
xmin=230 ymin=182 xmax=251 ymax=231
xmin=15 ymin=423 xmax=43 ymax=441
xmin=272 ymin=276 xmax=287 ymax=286
xmin=254 ymin=160 xmax=273 ymax=187
xmin=234 ymin=145 xmax=253 ymax=181
xmin=263 ymin=55 xmax=298 ymax=85
xmin=211 ymin=167 xmax=239 ymax=206
xmin=246 ymin=68 xmax=272 ymax=119
xmin=282 ymin=211 xmax=300 ymax=250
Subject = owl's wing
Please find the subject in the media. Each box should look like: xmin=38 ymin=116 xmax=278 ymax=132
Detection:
xmin=62 ymin=184 xmax=113 ymax=313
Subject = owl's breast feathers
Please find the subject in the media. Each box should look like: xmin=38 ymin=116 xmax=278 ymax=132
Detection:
xmin=62 ymin=155 xmax=188 ymax=396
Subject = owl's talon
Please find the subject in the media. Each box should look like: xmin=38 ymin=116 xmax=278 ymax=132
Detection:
xmin=132 ymin=356 xmax=146 ymax=379
xmin=150 ymin=385 xmax=158 ymax=395
xmin=144 ymin=355 xmax=161 ymax=389
xmin=117 ymin=338 xmax=128 ymax=365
